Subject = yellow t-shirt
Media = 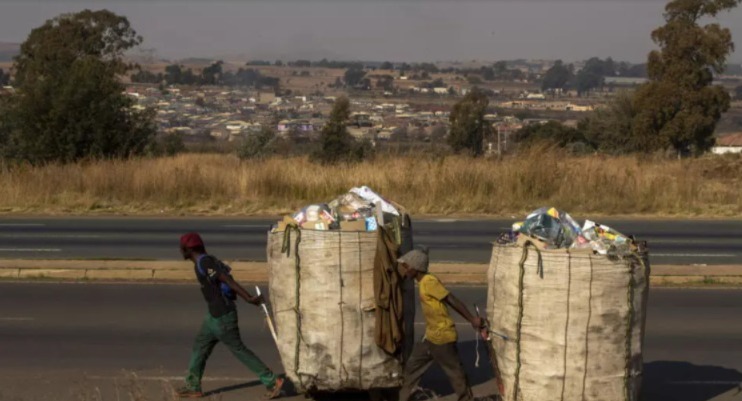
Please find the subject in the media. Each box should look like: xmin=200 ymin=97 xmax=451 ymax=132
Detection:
xmin=419 ymin=274 xmax=457 ymax=344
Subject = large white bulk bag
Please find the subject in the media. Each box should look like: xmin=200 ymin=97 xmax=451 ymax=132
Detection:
xmin=487 ymin=240 xmax=649 ymax=401
xmin=268 ymin=228 xmax=414 ymax=392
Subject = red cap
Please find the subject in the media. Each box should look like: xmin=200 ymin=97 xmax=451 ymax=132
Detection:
xmin=180 ymin=232 xmax=204 ymax=249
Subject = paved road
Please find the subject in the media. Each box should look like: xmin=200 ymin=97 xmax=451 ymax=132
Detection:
xmin=0 ymin=217 xmax=740 ymax=265
xmin=1 ymin=283 xmax=742 ymax=401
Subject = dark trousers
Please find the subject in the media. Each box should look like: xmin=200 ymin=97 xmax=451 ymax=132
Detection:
xmin=185 ymin=311 xmax=276 ymax=391
xmin=399 ymin=340 xmax=473 ymax=401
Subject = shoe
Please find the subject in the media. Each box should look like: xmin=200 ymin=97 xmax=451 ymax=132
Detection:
xmin=176 ymin=386 xmax=204 ymax=398
xmin=264 ymin=377 xmax=285 ymax=399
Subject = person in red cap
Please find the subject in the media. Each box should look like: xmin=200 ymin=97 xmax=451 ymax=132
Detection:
xmin=176 ymin=232 xmax=284 ymax=399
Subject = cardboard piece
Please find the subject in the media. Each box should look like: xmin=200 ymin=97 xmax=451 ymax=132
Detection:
xmin=340 ymin=220 xmax=367 ymax=232
xmin=304 ymin=221 xmax=328 ymax=231
xmin=275 ymin=216 xmax=298 ymax=232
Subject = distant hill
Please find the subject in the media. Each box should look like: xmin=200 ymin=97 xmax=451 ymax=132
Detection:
xmin=0 ymin=42 xmax=20 ymax=62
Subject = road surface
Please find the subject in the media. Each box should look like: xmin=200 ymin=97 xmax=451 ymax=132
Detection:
xmin=0 ymin=217 xmax=740 ymax=265
xmin=1 ymin=283 xmax=741 ymax=400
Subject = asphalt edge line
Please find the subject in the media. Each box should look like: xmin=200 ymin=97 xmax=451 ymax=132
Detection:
xmin=3 ymin=269 xmax=742 ymax=288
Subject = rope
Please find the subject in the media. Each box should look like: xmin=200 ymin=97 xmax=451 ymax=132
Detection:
xmin=338 ymin=231 xmax=345 ymax=384
xmin=560 ymin=251 xmax=572 ymax=401
xmin=535 ymin=246 xmax=544 ymax=279
xmin=581 ymin=255 xmax=594 ymax=401
xmin=513 ymin=244 xmax=529 ymax=401
xmin=357 ymin=232 xmax=364 ymax=388
xmin=624 ymin=258 xmax=634 ymax=401
xmin=281 ymin=225 xmax=304 ymax=390
xmin=281 ymin=223 xmax=300 ymax=257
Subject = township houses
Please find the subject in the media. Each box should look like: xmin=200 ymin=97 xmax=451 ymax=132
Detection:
xmin=498 ymin=100 xmax=594 ymax=112
xmin=712 ymin=132 xmax=742 ymax=154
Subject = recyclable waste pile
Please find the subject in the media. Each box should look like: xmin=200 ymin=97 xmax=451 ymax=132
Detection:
xmin=267 ymin=186 xmax=415 ymax=393
xmin=504 ymin=206 xmax=637 ymax=256
xmin=488 ymin=207 xmax=650 ymax=401
xmin=271 ymin=186 xmax=405 ymax=233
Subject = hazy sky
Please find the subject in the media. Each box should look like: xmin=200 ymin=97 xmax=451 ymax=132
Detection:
xmin=1 ymin=0 xmax=741 ymax=63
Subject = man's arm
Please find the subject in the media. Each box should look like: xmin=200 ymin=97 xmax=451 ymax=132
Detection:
xmin=444 ymin=292 xmax=482 ymax=330
xmin=216 ymin=273 xmax=262 ymax=305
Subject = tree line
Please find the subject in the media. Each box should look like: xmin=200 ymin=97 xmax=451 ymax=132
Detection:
xmin=131 ymin=62 xmax=280 ymax=89
xmin=541 ymin=58 xmax=649 ymax=95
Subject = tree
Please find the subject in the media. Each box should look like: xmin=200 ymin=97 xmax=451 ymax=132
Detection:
xmin=131 ymin=69 xmax=163 ymax=84
xmin=581 ymin=91 xmax=638 ymax=153
xmin=416 ymin=62 xmax=439 ymax=73
xmin=626 ymin=64 xmax=648 ymax=78
xmin=0 ymin=69 xmax=9 ymax=85
xmin=448 ymin=88 xmax=492 ymax=156
xmin=164 ymin=64 xmax=183 ymax=84
xmin=515 ymin=121 xmax=589 ymax=149
xmin=467 ymin=75 xmax=482 ymax=85
xmin=380 ymin=61 xmax=394 ymax=70
xmin=376 ymin=75 xmax=395 ymax=91
xmin=344 ymin=67 xmax=367 ymax=87
xmin=181 ymin=68 xmax=198 ymax=85
xmin=481 ymin=66 xmax=495 ymax=81
xmin=292 ymin=59 xmax=311 ymax=68
xmin=312 ymin=97 xmax=367 ymax=164
xmin=493 ymin=61 xmax=508 ymax=76
xmin=575 ymin=57 xmax=616 ymax=95
xmin=237 ymin=126 xmax=276 ymax=159
xmin=201 ymin=60 xmax=223 ymax=85
xmin=149 ymin=132 xmax=185 ymax=156
xmin=631 ymin=0 xmax=741 ymax=155
xmin=1 ymin=10 xmax=155 ymax=164
xmin=430 ymin=124 xmax=448 ymax=141
xmin=541 ymin=60 xmax=574 ymax=91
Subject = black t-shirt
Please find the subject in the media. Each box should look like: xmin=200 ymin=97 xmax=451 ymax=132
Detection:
xmin=195 ymin=254 xmax=236 ymax=318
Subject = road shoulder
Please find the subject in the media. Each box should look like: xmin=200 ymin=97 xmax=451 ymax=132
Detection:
xmin=2 ymin=259 xmax=742 ymax=287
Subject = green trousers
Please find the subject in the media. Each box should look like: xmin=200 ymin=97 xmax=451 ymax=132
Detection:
xmin=185 ymin=311 xmax=277 ymax=391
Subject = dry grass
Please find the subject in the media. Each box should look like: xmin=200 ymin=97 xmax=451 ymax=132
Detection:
xmin=1 ymin=148 xmax=741 ymax=217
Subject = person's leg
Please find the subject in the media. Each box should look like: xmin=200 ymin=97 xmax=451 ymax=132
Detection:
xmin=184 ymin=315 xmax=219 ymax=392
xmin=398 ymin=341 xmax=435 ymax=401
xmin=429 ymin=342 xmax=473 ymax=401
xmin=213 ymin=311 xmax=278 ymax=389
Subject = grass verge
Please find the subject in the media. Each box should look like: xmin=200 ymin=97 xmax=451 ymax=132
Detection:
xmin=1 ymin=149 xmax=741 ymax=216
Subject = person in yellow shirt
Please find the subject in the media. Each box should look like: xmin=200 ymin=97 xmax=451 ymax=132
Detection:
xmin=397 ymin=248 xmax=485 ymax=401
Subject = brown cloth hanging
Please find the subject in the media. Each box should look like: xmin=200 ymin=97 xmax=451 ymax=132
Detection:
xmin=373 ymin=226 xmax=405 ymax=355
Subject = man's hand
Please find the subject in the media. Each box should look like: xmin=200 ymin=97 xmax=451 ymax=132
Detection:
xmin=219 ymin=273 xmax=265 ymax=306
xmin=472 ymin=316 xmax=489 ymax=340
xmin=247 ymin=294 xmax=264 ymax=306
xmin=479 ymin=327 xmax=489 ymax=340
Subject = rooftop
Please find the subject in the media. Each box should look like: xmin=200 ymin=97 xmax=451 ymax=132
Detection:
xmin=716 ymin=133 xmax=742 ymax=147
